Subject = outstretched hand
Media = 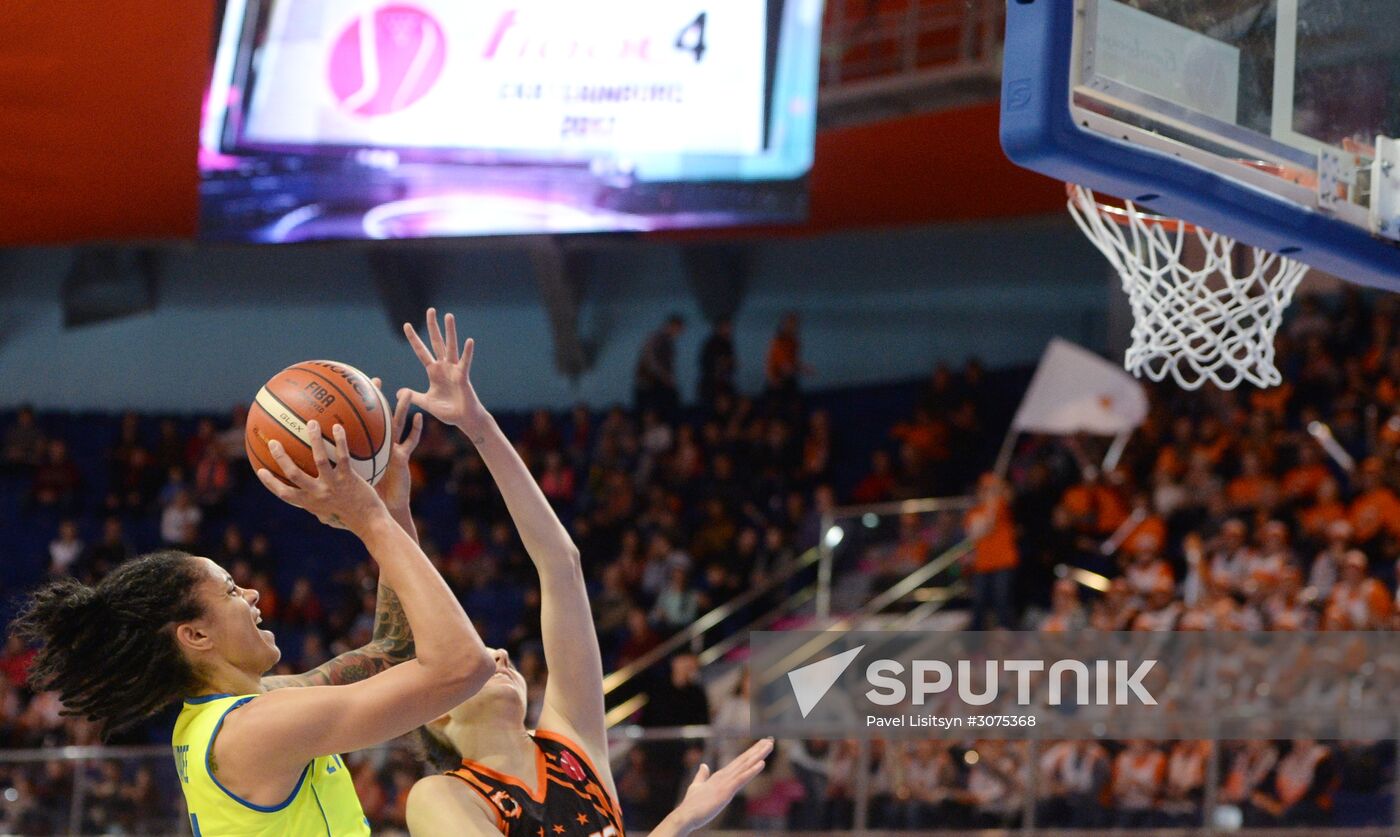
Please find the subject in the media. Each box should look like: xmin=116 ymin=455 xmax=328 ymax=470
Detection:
xmin=668 ymin=739 xmax=774 ymax=834
xmin=400 ymin=308 xmax=489 ymax=438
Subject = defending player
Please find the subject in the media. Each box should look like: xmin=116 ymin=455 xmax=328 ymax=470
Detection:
xmin=13 ymin=389 xmax=494 ymax=835
xmin=399 ymin=310 xmax=771 ymax=836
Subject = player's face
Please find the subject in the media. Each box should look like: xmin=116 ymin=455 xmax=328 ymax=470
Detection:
xmin=450 ymin=647 xmax=526 ymax=722
xmin=188 ymin=556 xmax=281 ymax=675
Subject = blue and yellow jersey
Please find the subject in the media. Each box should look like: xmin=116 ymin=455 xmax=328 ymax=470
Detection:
xmin=172 ymin=693 xmax=370 ymax=836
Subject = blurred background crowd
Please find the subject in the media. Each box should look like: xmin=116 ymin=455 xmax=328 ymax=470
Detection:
xmin=1 ymin=292 xmax=1399 ymax=832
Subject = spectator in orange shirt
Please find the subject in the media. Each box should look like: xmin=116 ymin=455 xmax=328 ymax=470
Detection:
xmin=1226 ymin=451 xmax=1277 ymax=512
xmin=1348 ymin=457 xmax=1400 ymax=550
xmin=1281 ymin=445 xmax=1330 ymax=502
xmin=1301 ymin=478 xmax=1348 ymax=540
xmin=1120 ymin=494 xmax=1167 ymax=556
xmin=964 ymin=473 xmax=1019 ymax=629
xmin=1054 ymin=471 xmax=1099 ymax=540
xmin=1054 ymin=468 xmax=1127 ymax=572
xmin=891 ymin=407 xmax=949 ymax=466
xmin=1088 ymin=468 xmax=1131 ymax=536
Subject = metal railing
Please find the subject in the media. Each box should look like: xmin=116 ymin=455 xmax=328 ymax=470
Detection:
xmin=815 ymin=494 xmax=976 ymax=618
xmin=604 ymin=495 xmax=975 ymax=727
xmin=601 ymin=545 xmax=826 ymax=727
xmin=817 ymin=0 xmax=1004 ymax=122
xmin=3 ymin=735 xmax=1396 ymax=836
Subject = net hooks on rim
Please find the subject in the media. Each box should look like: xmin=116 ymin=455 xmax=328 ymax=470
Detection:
xmin=1067 ymin=182 xmax=1311 ymax=391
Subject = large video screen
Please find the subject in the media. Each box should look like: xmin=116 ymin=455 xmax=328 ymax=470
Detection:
xmin=199 ymin=0 xmax=823 ymax=242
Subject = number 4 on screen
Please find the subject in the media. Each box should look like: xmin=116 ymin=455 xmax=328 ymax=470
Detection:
xmin=675 ymin=12 xmax=707 ymax=62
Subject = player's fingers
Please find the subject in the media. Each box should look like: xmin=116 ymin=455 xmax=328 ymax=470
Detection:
xmin=305 ymin=421 xmax=335 ymax=477
xmin=404 ymin=322 xmax=435 ymax=366
xmin=399 ymin=387 xmax=430 ymax=412
xmin=390 ymin=390 xmax=410 ymax=441
xmin=255 ymin=468 xmax=298 ymax=502
xmin=445 ymin=313 xmax=460 ymax=364
xmin=722 ymin=767 xmax=767 ymax=789
xmin=460 ymin=336 xmax=475 ymax=374
xmin=332 ymin=423 xmax=354 ymax=473
xmin=426 ymin=307 xmax=446 ymax=356
xmin=745 ymin=739 xmax=775 ymax=761
xmin=266 ymin=440 xmax=315 ymax=489
xmin=692 ymin=764 xmax=711 ymax=785
xmin=722 ymin=739 xmax=772 ymax=774
xmin=371 ymin=376 xmax=383 ymax=391
xmin=734 ymin=760 xmax=766 ymax=786
xmin=402 ymin=411 xmax=424 ymax=454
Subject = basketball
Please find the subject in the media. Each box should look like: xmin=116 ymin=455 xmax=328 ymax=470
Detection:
xmin=245 ymin=360 xmax=393 ymax=486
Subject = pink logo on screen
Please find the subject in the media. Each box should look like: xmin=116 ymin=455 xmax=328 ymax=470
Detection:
xmin=328 ymin=5 xmax=446 ymax=117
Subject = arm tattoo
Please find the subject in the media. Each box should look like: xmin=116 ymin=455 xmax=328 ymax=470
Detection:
xmin=370 ymin=583 xmax=415 ymax=661
xmin=262 ymin=584 xmax=416 ymax=691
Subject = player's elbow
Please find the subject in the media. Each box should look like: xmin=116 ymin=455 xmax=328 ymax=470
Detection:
xmin=424 ymin=640 xmax=494 ymax=700
xmin=452 ymin=646 xmax=496 ymax=697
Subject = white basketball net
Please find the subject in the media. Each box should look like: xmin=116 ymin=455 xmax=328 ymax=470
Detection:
xmin=1068 ymin=185 xmax=1310 ymax=390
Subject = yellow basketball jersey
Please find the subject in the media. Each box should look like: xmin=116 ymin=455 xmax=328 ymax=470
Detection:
xmin=172 ymin=693 xmax=370 ymax=836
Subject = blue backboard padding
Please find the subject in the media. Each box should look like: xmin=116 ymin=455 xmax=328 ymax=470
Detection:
xmin=999 ymin=0 xmax=1400 ymax=291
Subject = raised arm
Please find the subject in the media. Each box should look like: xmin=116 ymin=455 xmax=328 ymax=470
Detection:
xmin=217 ymin=425 xmax=493 ymax=799
xmin=400 ymin=310 xmax=606 ymax=753
xmin=262 ymin=389 xmax=424 ymax=690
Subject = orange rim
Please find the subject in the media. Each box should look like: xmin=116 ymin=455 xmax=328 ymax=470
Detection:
xmin=1069 ymin=159 xmax=1318 ymax=232
xmin=1066 ymin=183 xmax=1195 ymax=233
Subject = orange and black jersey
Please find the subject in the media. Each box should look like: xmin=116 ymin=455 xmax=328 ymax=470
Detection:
xmin=446 ymin=731 xmax=625 ymax=837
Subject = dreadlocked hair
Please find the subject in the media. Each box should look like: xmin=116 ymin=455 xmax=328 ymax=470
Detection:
xmin=11 ymin=550 xmax=206 ymax=739
xmin=415 ymin=725 xmax=464 ymax=774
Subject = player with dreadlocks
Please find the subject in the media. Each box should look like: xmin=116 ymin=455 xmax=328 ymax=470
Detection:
xmin=13 ymin=383 xmax=494 ymax=835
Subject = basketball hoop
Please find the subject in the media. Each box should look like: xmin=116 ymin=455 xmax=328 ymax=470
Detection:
xmin=1067 ymin=180 xmax=1310 ymax=390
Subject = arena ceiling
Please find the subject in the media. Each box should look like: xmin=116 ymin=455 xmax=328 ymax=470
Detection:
xmin=0 ymin=0 xmax=1065 ymax=247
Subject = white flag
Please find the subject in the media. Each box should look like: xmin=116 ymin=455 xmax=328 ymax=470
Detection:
xmin=1012 ymin=338 xmax=1148 ymax=435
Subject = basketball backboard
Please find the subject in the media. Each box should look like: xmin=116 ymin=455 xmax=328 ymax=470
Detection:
xmin=1001 ymin=0 xmax=1400 ymax=290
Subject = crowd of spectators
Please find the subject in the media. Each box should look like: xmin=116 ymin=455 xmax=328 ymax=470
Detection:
xmin=688 ymin=290 xmax=1399 ymax=831
xmin=0 ymin=311 xmax=962 ymax=832
xmin=2 ymin=293 xmax=1399 ymax=831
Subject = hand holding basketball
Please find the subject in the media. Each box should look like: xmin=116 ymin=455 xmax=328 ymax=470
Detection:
xmin=400 ymin=308 xmax=489 ymax=436
xmin=257 ymin=422 xmax=388 ymax=534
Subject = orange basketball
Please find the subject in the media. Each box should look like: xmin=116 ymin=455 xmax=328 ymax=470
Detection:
xmin=245 ymin=360 xmax=392 ymax=487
